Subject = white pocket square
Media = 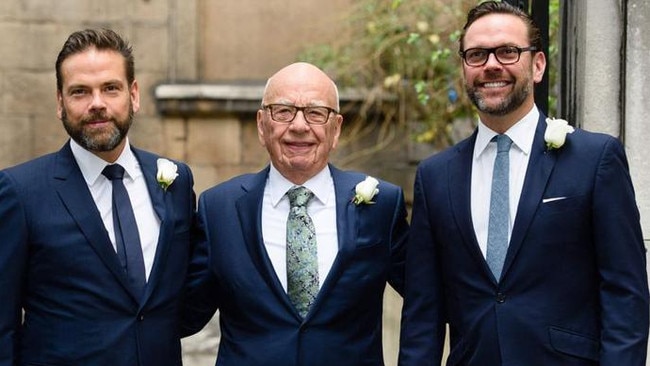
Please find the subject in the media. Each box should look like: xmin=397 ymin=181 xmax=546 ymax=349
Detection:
xmin=542 ymin=196 xmax=567 ymax=203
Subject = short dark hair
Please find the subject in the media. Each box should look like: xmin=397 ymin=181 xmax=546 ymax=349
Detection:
xmin=55 ymin=28 xmax=134 ymax=92
xmin=459 ymin=1 xmax=543 ymax=54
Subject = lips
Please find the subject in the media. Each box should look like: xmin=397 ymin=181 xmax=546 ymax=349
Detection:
xmin=82 ymin=113 xmax=112 ymax=125
xmin=285 ymin=140 xmax=315 ymax=153
xmin=287 ymin=141 xmax=314 ymax=147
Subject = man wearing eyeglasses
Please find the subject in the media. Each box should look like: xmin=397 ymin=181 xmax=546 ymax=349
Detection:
xmin=399 ymin=2 xmax=648 ymax=365
xmin=182 ymin=62 xmax=409 ymax=365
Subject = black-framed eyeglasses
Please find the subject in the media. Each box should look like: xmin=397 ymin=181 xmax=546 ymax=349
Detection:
xmin=263 ymin=104 xmax=338 ymax=125
xmin=459 ymin=46 xmax=538 ymax=67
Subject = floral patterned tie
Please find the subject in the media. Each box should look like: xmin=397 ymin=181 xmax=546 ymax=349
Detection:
xmin=286 ymin=186 xmax=319 ymax=318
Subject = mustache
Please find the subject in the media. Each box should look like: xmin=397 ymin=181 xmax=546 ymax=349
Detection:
xmin=81 ymin=111 xmax=112 ymax=124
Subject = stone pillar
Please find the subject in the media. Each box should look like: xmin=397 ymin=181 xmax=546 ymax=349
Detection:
xmin=565 ymin=1 xmax=650 ymax=360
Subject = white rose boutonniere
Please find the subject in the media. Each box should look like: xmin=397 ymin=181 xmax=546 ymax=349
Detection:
xmin=352 ymin=176 xmax=379 ymax=205
xmin=544 ymin=117 xmax=574 ymax=150
xmin=156 ymin=158 xmax=178 ymax=191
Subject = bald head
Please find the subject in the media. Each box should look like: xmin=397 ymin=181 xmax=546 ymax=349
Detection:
xmin=262 ymin=62 xmax=340 ymax=111
xmin=256 ymin=62 xmax=343 ymax=185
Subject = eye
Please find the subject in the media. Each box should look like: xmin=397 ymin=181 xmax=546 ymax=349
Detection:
xmin=306 ymin=108 xmax=328 ymax=120
xmin=272 ymin=105 xmax=296 ymax=119
xmin=104 ymin=84 xmax=121 ymax=93
xmin=466 ymin=49 xmax=487 ymax=61
xmin=274 ymin=105 xmax=293 ymax=114
xmin=498 ymin=47 xmax=518 ymax=56
xmin=68 ymin=88 xmax=89 ymax=98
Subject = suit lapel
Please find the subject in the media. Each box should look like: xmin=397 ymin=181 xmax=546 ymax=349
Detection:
xmin=133 ymin=149 xmax=171 ymax=306
xmin=236 ymin=168 xmax=296 ymax=311
xmin=52 ymin=143 xmax=140 ymax=302
xmin=449 ymin=133 xmax=494 ymax=277
xmin=502 ymin=115 xmax=556 ymax=278
xmin=305 ymin=166 xmax=358 ymax=320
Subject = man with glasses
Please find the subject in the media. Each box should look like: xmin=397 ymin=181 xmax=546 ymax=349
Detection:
xmin=399 ymin=2 xmax=648 ymax=365
xmin=182 ymin=62 xmax=409 ymax=365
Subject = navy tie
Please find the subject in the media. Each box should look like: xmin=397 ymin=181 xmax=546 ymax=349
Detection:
xmin=486 ymin=134 xmax=513 ymax=281
xmin=102 ymin=164 xmax=146 ymax=296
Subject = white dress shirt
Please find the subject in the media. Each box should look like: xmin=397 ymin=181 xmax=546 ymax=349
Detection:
xmin=70 ymin=138 xmax=161 ymax=281
xmin=261 ymin=164 xmax=338 ymax=291
xmin=471 ymin=106 xmax=539 ymax=257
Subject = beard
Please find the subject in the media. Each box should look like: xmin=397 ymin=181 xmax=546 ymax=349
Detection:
xmin=61 ymin=103 xmax=134 ymax=153
xmin=465 ymin=72 xmax=532 ymax=116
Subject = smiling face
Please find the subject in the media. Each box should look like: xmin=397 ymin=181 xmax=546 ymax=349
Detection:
xmin=57 ymin=47 xmax=140 ymax=162
xmin=462 ymin=13 xmax=545 ymax=132
xmin=257 ymin=63 xmax=342 ymax=185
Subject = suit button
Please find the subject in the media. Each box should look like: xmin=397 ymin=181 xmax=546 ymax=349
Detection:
xmin=496 ymin=293 xmax=506 ymax=303
xmin=138 ymin=314 xmax=145 ymax=321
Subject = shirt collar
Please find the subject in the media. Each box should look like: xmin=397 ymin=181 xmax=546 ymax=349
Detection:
xmin=474 ymin=105 xmax=539 ymax=159
xmin=268 ymin=164 xmax=333 ymax=207
xmin=70 ymin=138 xmax=140 ymax=186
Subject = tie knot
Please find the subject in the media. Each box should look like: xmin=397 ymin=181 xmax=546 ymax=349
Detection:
xmin=102 ymin=164 xmax=126 ymax=181
xmin=495 ymin=134 xmax=513 ymax=153
xmin=287 ymin=186 xmax=314 ymax=208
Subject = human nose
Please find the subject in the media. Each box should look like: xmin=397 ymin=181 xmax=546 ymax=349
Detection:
xmin=289 ymin=110 xmax=310 ymax=130
xmin=484 ymin=51 xmax=502 ymax=68
xmin=89 ymin=91 xmax=107 ymax=110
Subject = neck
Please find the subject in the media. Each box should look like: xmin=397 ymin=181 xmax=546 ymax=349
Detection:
xmin=480 ymin=102 xmax=535 ymax=134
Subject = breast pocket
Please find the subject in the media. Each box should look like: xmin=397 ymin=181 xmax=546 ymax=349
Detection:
xmin=538 ymin=195 xmax=588 ymax=217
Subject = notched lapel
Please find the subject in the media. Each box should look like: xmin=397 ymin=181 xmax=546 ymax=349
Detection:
xmin=134 ymin=150 xmax=171 ymax=304
xmin=235 ymin=170 xmax=295 ymax=312
xmin=503 ymin=118 xmax=557 ymax=278
xmin=53 ymin=144 xmax=141 ymax=302
xmin=448 ymin=135 xmax=490 ymax=273
xmin=305 ymin=168 xmax=358 ymax=320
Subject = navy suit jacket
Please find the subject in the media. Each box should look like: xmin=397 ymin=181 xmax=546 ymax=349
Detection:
xmin=182 ymin=165 xmax=408 ymax=366
xmin=0 ymin=142 xmax=196 ymax=366
xmin=399 ymin=115 xmax=649 ymax=365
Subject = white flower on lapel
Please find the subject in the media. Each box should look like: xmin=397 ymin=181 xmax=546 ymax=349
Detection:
xmin=156 ymin=158 xmax=178 ymax=191
xmin=352 ymin=176 xmax=379 ymax=205
xmin=544 ymin=117 xmax=574 ymax=150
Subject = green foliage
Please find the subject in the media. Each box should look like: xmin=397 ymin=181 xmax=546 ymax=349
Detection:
xmin=299 ymin=0 xmax=479 ymax=147
xmin=299 ymin=0 xmax=560 ymax=148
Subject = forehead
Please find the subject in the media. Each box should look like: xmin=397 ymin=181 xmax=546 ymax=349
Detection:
xmin=60 ymin=48 xmax=127 ymax=86
xmin=464 ymin=13 xmax=529 ymax=48
xmin=265 ymin=71 xmax=335 ymax=106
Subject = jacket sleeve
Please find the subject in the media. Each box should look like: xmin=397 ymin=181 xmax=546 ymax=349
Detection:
xmin=398 ymin=167 xmax=446 ymax=365
xmin=387 ymin=185 xmax=409 ymax=297
xmin=0 ymin=171 xmax=29 ymax=365
xmin=179 ymin=193 xmax=220 ymax=338
xmin=593 ymin=137 xmax=649 ymax=365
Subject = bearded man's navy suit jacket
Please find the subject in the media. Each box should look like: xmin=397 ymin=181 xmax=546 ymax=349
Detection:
xmin=182 ymin=165 xmax=408 ymax=366
xmin=0 ymin=142 xmax=195 ymax=366
xmin=399 ymin=114 xmax=649 ymax=365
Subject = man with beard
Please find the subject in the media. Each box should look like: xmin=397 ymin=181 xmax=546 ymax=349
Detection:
xmin=0 ymin=28 xmax=196 ymax=366
xmin=399 ymin=2 xmax=648 ymax=365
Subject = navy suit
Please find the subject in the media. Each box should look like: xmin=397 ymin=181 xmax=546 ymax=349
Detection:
xmin=0 ymin=142 xmax=195 ymax=366
xmin=399 ymin=115 xmax=649 ymax=365
xmin=183 ymin=165 xmax=408 ymax=366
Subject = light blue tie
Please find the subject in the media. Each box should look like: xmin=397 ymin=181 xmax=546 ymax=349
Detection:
xmin=286 ymin=186 xmax=319 ymax=318
xmin=486 ymin=134 xmax=513 ymax=281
